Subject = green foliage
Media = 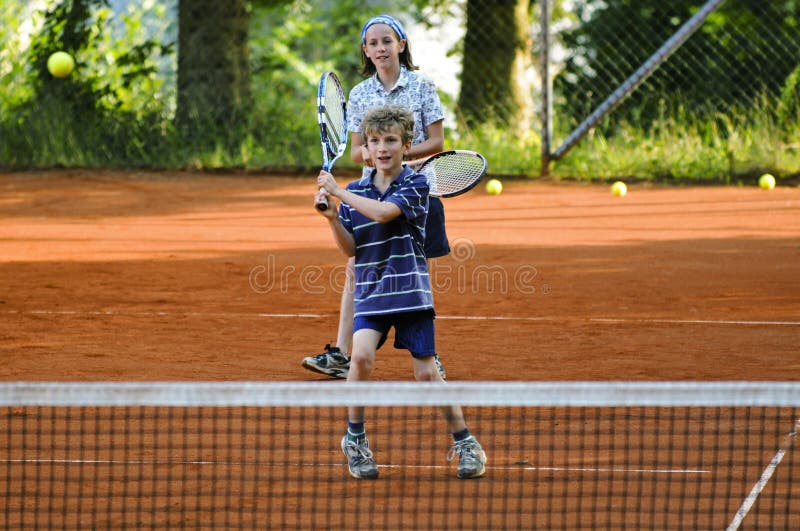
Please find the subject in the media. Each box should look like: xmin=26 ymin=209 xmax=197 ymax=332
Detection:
xmin=1 ymin=0 xmax=177 ymax=167
xmin=1 ymin=0 xmax=798 ymax=181
xmin=549 ymin=95 xmax=800 ymax=182
xmin=0 ymin=2 xmax=37 ymax=110
xmin=245 ymin=0 xmax=405 ymax=168
xmin=453 ymin=123 xmax=541 ymax=176
xmin=557 ymin=0 xmax=800 ymax=126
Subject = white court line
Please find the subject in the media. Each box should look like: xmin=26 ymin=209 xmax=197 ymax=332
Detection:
xmin=504 ymin=465 xmax=708 ymax=474
xmin=443 ymin=315 xmax=800 ymax=326
xmin=3 ymin=458 xmax=707 ymax=475
xmin=2 ymin=310 xmax=323 ymax=319
xmin=726 ymin=419 xmax=800 ymax=531
xmin=589 ymin=317 xmax=800 ymax=326
xmin=3 ymin=309 xmax=799 ymax=326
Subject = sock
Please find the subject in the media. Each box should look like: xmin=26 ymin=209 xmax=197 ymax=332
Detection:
xmin=347 ymin=421 xmax=365 ymax=442
xmin=452 ymin=428 xmax=471 ymax=443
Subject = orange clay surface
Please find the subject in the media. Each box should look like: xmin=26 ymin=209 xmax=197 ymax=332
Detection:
xmin=1 ymin=169 xmax=798 ymax=382
xmin=2 ymin=170 xmax=800 ymax=529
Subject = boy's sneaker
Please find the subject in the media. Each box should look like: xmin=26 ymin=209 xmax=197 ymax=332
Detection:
xmin=447 ymin=436 xmax=486 ymax=479
xmin=302 ymin=344 xmax=350 ymax=378
xmin=341 ymin=436 xmax=379 ymax=479
xmin=434 ymin=354 xmax=446 ymax=380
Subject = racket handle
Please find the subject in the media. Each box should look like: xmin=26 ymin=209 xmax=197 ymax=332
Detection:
xmin=316 ymin=187 xmax=329 ymax=211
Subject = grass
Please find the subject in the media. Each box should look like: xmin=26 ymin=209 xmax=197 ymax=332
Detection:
xmin=541 ymin=97 xmax=800 ymax=184
xmin=2 ymin=93 xmax=799 ymax=184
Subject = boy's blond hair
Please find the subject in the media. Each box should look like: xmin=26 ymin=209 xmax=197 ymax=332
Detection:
xmin=361 ymin=105 xmax=414 ymax=144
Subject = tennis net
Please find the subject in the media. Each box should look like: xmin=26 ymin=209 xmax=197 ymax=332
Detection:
xmin=2 ymin=381 xmax=798 ymax=530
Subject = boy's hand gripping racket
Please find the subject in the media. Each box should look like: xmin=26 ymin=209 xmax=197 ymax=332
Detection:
xmin=409 ymin=150 xmax=488 ymax=198
xmin=316 ymin=71 xmax=348 ymax=211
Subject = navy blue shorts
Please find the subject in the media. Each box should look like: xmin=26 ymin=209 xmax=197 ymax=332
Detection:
xmin=424 ymin=197 xmax=450 ymax=259
xmin=353 ymin=310 xmax=436 ymax=358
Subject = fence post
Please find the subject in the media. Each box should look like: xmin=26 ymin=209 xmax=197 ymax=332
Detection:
xmin=551 ymin=0 xmax=727 ymax=162
xmin=540 ymin=0 xmax=552 ymax=176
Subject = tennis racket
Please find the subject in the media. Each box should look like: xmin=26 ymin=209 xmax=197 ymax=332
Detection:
xmin=408 ymin=150 xmax=488 ymax=198
xmin=316 ymin=71 xmax=348 ymax=211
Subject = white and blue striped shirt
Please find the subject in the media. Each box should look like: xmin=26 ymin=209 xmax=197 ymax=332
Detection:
xmin=338 ymin=167 xmax=433 ymax=318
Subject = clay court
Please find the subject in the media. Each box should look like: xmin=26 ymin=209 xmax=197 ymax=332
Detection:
xmin=1 ymin=170 xmax=798 ymax=382
xmin=1 ymin=170 xmax=799 ymax=529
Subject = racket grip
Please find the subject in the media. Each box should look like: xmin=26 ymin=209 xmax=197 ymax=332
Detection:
xmin=316 ymin=187 xmax=329 ymax=211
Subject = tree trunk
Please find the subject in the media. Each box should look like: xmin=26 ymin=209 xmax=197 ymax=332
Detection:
xmin=458 ymin=0 xmax=534 ymax=130
xmin=176 ymin=0 xmax=250 ymax=147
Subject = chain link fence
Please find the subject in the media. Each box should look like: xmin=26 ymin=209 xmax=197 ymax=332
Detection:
xmin=451 ymin=0 xmax=800 ymax=172
xmin=1 ymin=0 xmax=798 ymax=177
xmin=549 ymin=0 xmax=800 ymax=158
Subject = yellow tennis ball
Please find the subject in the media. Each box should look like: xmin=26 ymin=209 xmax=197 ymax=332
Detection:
xmin=486 ymin=178 xmax=503 ymax=195
xmin=47 ymin=51 xmax=75 ymax=78
xmin=758 ymin=173 xmax=776 ymax=190
xmin=610 ymin=181 xmax=627 ymax=197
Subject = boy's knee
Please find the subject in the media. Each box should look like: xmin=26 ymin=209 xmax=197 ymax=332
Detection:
xmin=350 ymin=352 xmax=374 ymax=374
xmin=414 ymin=361 xmax=439 ymax=382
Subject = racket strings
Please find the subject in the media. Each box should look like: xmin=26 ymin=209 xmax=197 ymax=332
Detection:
xmin=423 ymin=154 xmax=486 ymax=196
xmin=323 ymin=82 xmax=346 ymax=148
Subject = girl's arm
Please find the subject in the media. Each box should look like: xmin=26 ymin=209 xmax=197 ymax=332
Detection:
xmin=327 ymin=216 xmax=356 ymax=257
xmin=404 ymin=120 xmax=443 ymax=160
xmin=350 ymin=132 xmax=368 ymax=164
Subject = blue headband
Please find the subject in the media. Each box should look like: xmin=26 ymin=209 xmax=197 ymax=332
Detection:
xmin=361 ymin=15 xmax=407 ymax=44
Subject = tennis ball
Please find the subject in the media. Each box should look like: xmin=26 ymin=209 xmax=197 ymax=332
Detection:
xmin=486 ymin=178 xmax=503 ymax=195
xmin=47 ymin=51 xmax=75 ymax=78
xmin=610 ymin=181 xmax=627 ymax=197
xmin=758 ymin=173 xmax=776 ymax=190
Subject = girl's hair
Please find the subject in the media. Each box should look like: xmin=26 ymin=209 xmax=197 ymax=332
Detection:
xmin=361 ymin=105 xmax=414 ymax=144
xmin=360 ymin=21 xmax=418 ymax=76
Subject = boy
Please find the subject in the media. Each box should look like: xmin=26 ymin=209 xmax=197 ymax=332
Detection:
xmin=314 ymin=105 xmax=486 ymax=480
xmin=302 ymin=14 xmax=449 ymax=381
